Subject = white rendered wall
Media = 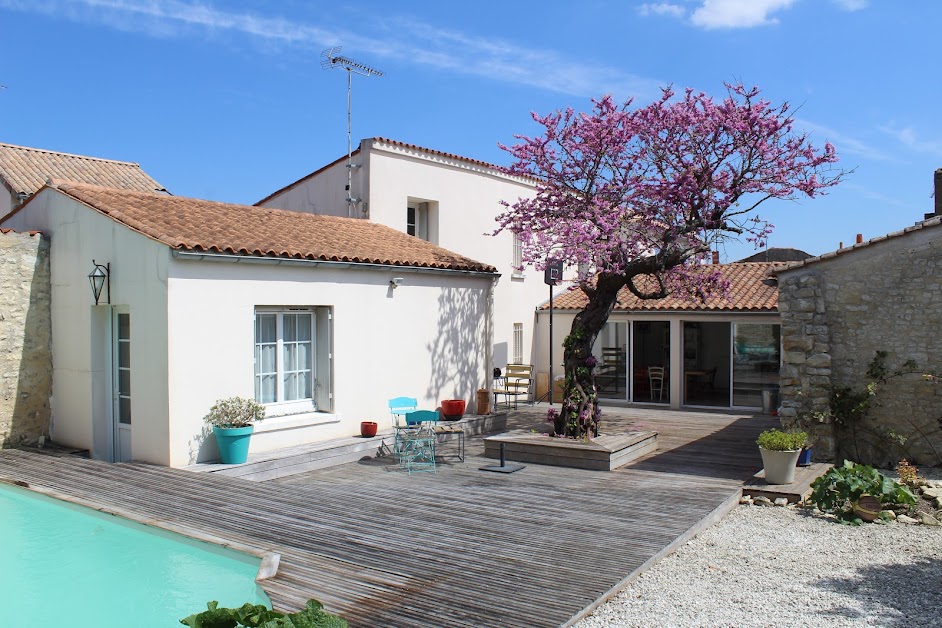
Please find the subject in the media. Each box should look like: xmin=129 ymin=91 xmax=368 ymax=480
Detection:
xmin=0 ymin=190 xmax=171 ymax=463
xmin=261 ymin=139 xmax=546 ymax=376
xmin=167 ymin=258 xmax=492 ymax=466
xmin=364 ymin=143 xmax=545 ymax=373
xmin=259 ymin=153 xmax=367 ymax=219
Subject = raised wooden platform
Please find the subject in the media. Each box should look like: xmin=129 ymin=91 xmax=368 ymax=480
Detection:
xmin=483 ymin=431 xmax=658 ymax=471
xmin=743 ymin=462 xmax=833 ymax=503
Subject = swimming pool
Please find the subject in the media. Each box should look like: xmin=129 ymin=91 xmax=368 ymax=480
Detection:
xmin=1 ymin=481 xmax=271 ymax=627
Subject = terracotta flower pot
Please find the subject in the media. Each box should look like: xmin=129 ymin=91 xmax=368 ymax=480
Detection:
xmin=441 ymin=399 xmax=466 ymax=421
xmin=360 ymin=421 xmax=378 ymax=438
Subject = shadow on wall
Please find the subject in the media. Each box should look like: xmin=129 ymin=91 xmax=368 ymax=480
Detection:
xmin=425 ymin=286 xmax=486 ymax=412
xmin=4 ymin=235 xmax=52 ymax=448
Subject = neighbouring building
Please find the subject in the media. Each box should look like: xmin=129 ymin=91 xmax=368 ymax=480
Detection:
xmin=257 ymin=137 xmax=549 ymax=375
xmin=0 ymin=141 xmax=165 ymax=220
xmin=0 ymin=228 xmax=52 ymax=447
xmin=534 ymin=262 xmax=783 ymax=411
xmin=1 ymin=181 xmax=497 ymax=467
xmin=777 ymin=209 xmax=942 ymax=466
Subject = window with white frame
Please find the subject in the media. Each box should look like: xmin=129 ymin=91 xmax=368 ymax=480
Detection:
xmin=407 ymin=204 xmax=429 ymax=240
xmin=255 ymin=307 xmax=333 ymax=413
xmin=512 ymin=323 xmax=524 ymax=364
xmin=512 ymin=232 xmax=523 ymax=273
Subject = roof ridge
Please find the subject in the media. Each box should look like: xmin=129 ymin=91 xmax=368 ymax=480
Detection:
xmin=0 ymin=141 xmax=142 ymax=167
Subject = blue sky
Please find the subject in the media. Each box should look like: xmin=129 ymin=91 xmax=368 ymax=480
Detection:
xmin=0 ymin=0 xmax=938 ymax=261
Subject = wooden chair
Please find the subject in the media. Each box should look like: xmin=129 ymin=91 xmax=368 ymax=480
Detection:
xmin=648 ymin=366 xmax=667 ymax=401
xmin=493 ymin=364 xmax=534 ymax=409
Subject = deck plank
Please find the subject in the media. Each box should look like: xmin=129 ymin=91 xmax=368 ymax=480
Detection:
xmin=0 ymin=407 xmax=777 ymax=627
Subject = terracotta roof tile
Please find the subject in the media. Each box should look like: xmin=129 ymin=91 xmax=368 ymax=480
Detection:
xmin=0 ymin=142 xmax=164 ymax=197
xmin=0 ymin=227 xmax=41 ymax=236
xmin=541 ymin=263 xmax=781 ymax=312
xmin=47 ymin=182 xmax=496 ymax=273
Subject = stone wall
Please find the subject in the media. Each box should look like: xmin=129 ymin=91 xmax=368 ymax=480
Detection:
xmin=778 ymin=221 xmax=942 ymax=466
xmin=0 ymin=230 xmax=52 ymax=447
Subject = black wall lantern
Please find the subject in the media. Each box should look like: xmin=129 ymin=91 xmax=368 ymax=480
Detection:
xmin=88 ymin=260 xmax=110 ymax=305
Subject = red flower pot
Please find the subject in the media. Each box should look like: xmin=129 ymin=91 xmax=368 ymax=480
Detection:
xmin=360 ymin=421 xmax=378 ymax=437
xmin=441 ymin=399 xmax=466 ymax=421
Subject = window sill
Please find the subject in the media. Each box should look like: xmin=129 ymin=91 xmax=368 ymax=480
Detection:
xmin=255 ymin=411 xmax=341 ymax=433
xmin=511 ymin=272 xmax=526 ymax=281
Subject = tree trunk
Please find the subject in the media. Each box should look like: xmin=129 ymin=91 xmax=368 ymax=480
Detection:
xmin=553 ymin=274 xmax=625 ymax=438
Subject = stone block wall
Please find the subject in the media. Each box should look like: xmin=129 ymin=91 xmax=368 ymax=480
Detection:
xmin=778 ymin=222 xmax=942 ymax=466
xmin=0 ymin=230 xmax=52 ymax=447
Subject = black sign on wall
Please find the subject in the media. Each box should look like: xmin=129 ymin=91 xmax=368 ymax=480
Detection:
xmin=544 ymin=259 xmax=563 ymax=285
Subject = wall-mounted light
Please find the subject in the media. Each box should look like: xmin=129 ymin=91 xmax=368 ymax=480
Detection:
xmin=88 ymin=260 xmax=110 ymax=305
xmin=390 ymin=277 xmax=404 ymax=289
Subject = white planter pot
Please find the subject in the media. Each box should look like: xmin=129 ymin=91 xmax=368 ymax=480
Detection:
xmin=759 ymin=447 xmax=802 ymax=484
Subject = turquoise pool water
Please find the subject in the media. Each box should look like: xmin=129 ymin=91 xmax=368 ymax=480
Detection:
xmin=0 ymin=482 xmax=271 ymax=627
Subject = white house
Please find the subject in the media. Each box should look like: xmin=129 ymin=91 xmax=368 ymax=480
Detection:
xmin=535 ymin=262 xmax=783 ymax=411
xmin=1 ymin=181 xmax=497 ymax=467
xmin=257 ymin=137 xmax=551 ymax=375
xmin=0 ymin=141 xmax=164 ymax=220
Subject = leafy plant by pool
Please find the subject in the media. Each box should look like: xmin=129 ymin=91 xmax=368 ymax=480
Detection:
xmin=180 ymin=599 xmax=347 ymax=627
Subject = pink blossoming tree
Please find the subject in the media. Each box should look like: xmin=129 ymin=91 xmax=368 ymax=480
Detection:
xmin=496 ymin=84 xmax=844 ymax=439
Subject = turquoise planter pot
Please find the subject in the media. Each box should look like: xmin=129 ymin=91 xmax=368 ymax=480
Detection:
xmin=213 ymin=426 xmax=254 ymax=464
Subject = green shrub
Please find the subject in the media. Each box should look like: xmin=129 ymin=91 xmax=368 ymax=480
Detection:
xmin=180 ymin=599 xmax=347 ymax=628
xmin=205 ymin=396 xmax=266 ymax=429
xmin=756 ymin=428 xmax=807 ymax=451
xmin=808 ymin=459 xmax=916 ymax=525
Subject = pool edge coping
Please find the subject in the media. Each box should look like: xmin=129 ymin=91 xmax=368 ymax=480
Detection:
xmin=0 ymin=476 xmax=281 ymax=584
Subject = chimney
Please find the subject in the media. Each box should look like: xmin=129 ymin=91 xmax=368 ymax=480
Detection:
xmin=711 ymin=250 xmax=720 ymax=265
xmin=931 ymin=168 xmax=942 ymax=220
xmin=855 ymin=233 xmax=863 ymax=244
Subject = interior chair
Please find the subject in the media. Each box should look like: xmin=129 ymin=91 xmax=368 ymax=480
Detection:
xmin=648 ymin=366 xmax=666 ymax=401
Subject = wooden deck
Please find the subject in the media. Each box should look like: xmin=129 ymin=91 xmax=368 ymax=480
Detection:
xmin=0 ymin=407 xmax=777 ymax=627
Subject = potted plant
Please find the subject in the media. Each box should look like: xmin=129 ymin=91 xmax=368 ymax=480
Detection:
xmin=205 ymin=396 xmax=266 ymax=464
xmin=440 ymin=399 xmax=466 ymax=421
xmin=756 ymin=428 xmax=807 ymax=485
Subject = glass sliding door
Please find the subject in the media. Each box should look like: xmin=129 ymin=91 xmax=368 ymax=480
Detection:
xmin=682 ymin=322 xmax=731 ymax=407
xmin=632 ymin=321 xmax=670 ymax=404
xmin=592 ymin=322 xmax=628 ymax=400
xmin=733 ymin=323 xmax=781 ymax=408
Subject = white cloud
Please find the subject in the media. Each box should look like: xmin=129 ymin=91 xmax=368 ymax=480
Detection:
xmin=0 ymin=0 xmax=662 ymax=100
xmin=794 ymin=118 xmax=892 ymax=162
xmin=638 ymin=3 xmax=686 ymax=18
xmin=832 ymin=0 xmax=868 ymax=10
xmin=690 ymin=0 xmax=795 ymax=29
xmin=879 ymin=123 xmax=942 ymax=157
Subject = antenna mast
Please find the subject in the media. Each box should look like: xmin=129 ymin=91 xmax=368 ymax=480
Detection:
xmin=321 ymin=47 xmax=384 ymax=216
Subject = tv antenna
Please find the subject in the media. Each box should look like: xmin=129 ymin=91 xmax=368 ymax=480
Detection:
xmin=321 ymin=46 xmax=383 ymax=215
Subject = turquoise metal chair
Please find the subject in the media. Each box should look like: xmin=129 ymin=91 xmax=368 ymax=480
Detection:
xmin=388 ymin=396 xmax=417 ymax=427
xmin=395 ymin=409 xmax=437 ymax=474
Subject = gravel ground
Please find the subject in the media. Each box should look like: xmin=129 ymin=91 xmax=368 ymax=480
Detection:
xmin=577 ymin=470 xmax=942 ymax=628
